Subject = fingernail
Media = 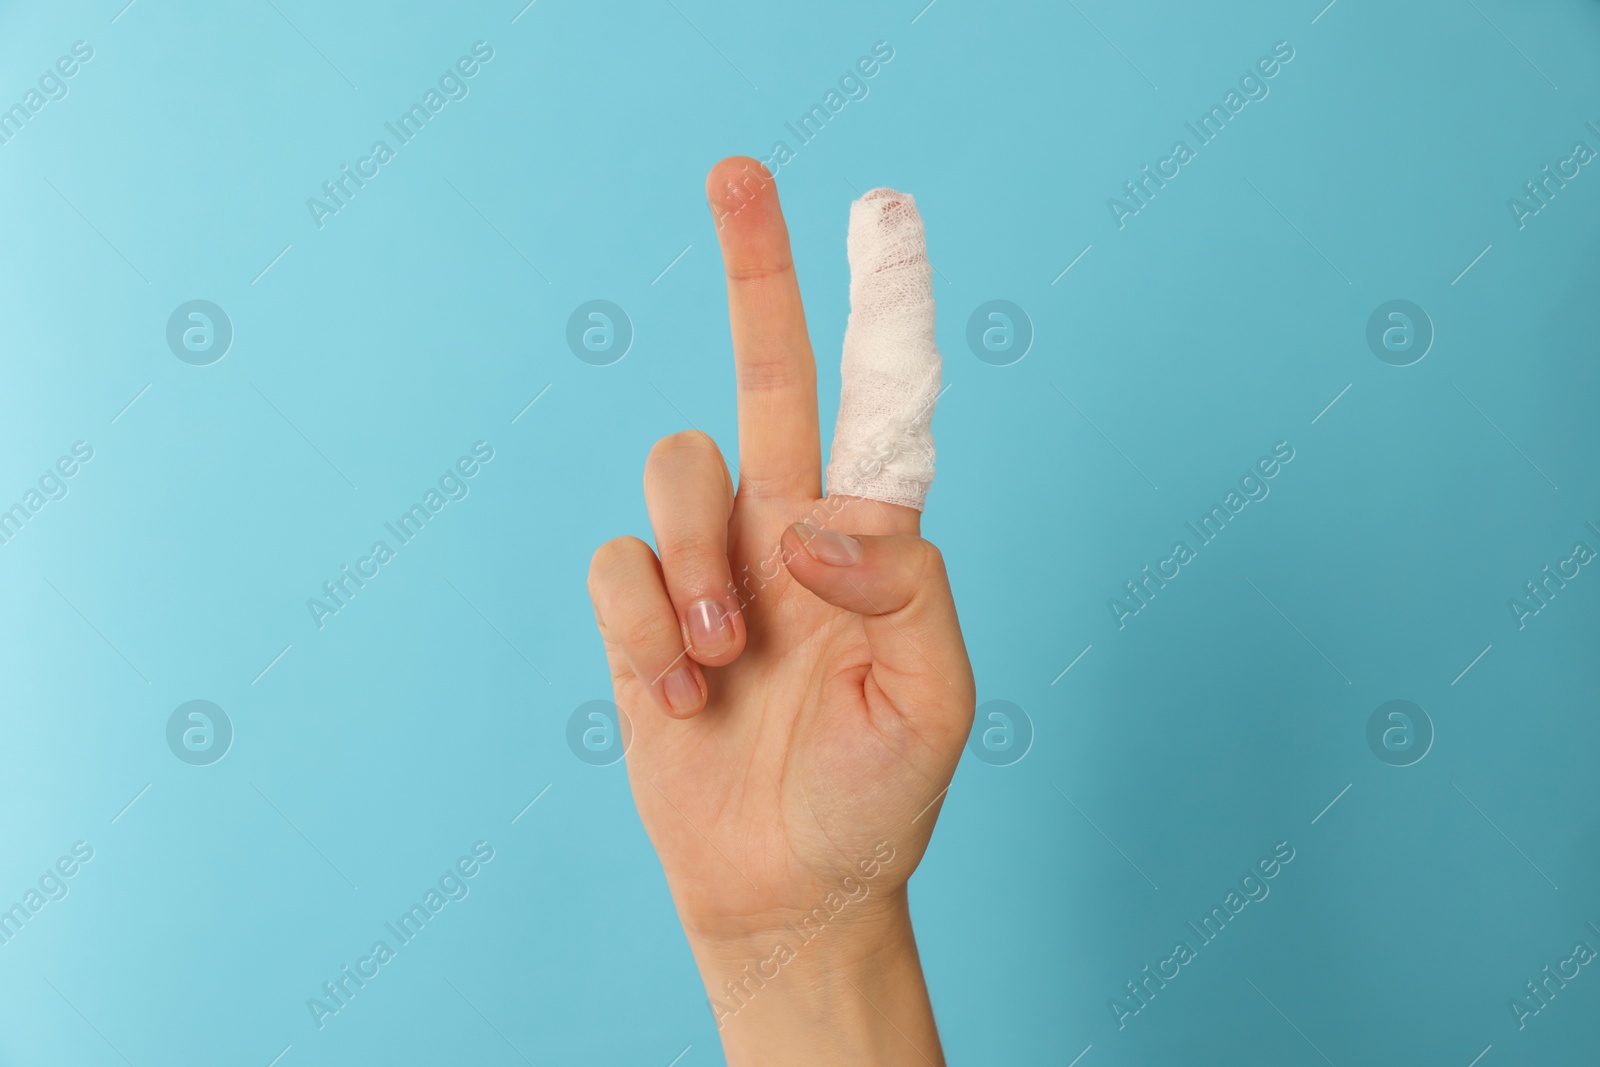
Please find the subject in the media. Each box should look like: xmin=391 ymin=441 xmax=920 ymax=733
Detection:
xmin=792 ymin=522 xmax=862 ymax=566
xmin=663 ymin=666 xmax=701 ymax=715
xmin=687 ymin=598 xmax=736 ymax=657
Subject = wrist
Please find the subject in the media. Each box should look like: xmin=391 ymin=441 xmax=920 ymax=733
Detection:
xmin=688 ymin=891 xmax=945 ymax=1067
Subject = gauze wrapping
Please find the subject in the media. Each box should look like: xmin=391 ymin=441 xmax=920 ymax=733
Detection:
xmin=824 ymin=188 xmax=941 ymax=511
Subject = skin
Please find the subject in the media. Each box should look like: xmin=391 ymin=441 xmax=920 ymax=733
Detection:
xmin=587 ymin=156 xmax=975 ymax=1066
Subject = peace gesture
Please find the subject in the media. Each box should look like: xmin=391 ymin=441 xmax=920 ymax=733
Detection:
xmin=587 ymin=156 xmax=973 ymax=1066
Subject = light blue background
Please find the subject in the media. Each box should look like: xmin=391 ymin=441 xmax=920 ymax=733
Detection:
xmin=1 ymin=1 xmax=1597 ymax=1064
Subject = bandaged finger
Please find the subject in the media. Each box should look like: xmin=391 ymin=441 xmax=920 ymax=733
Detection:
xmin=824 ymin=188 xmax=941 ymax=511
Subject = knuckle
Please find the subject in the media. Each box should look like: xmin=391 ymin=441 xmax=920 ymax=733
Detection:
xmin=644 ymin=430 xmax=734 ymax=505
xmin=621 ymin=614 xmax=677 ymax=655
xmin=911 ymin=539 xmax=947 ymax=585
xmin=733 ymin=471 xmax=808 ymax=501
xmin=588 ymin=536 xmax=649 ymax=594
xmin=734 ymin=350 xmax=813 ymax=395
xmin=657 ymin=533 xmax=721 ymax=572
xmin=725 ymin=256 xmax=794 ymax=284
xmin=647 ymin=429 xmax=720 ymax=471
xmin=607 ymin=656 xmax=637 ymax=694
xmin=644 ymin=431 xmax=730 ymax=497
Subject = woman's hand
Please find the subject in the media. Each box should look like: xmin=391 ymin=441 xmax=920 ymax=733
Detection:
xmin=587 ymin=156 xmax=974 ymax=1066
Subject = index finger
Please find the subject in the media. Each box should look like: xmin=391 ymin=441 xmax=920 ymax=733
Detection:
xmin=706 ymin=156 xmax=821 ymax=501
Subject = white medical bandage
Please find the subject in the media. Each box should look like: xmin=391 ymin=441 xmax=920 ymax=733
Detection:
xmin=824 ymin=188 xmax=942 ymax=511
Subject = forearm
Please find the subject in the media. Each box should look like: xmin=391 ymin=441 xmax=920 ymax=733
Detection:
xmin=689 ymin=895 xmax=945 ymax=1067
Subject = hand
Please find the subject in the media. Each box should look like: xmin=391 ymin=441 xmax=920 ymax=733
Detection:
xmin=587 ymin=157 xmax=974 ymax=1066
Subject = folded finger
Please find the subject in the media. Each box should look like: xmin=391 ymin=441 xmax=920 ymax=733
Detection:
xmin=588 ymin=536 xmax=706 ymax=718
xmin=643 ymin=430 xmax=745 ymax=666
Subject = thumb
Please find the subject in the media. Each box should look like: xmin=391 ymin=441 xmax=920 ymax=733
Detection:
xmin=781 ymin=522 xmax=975 ymax=731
